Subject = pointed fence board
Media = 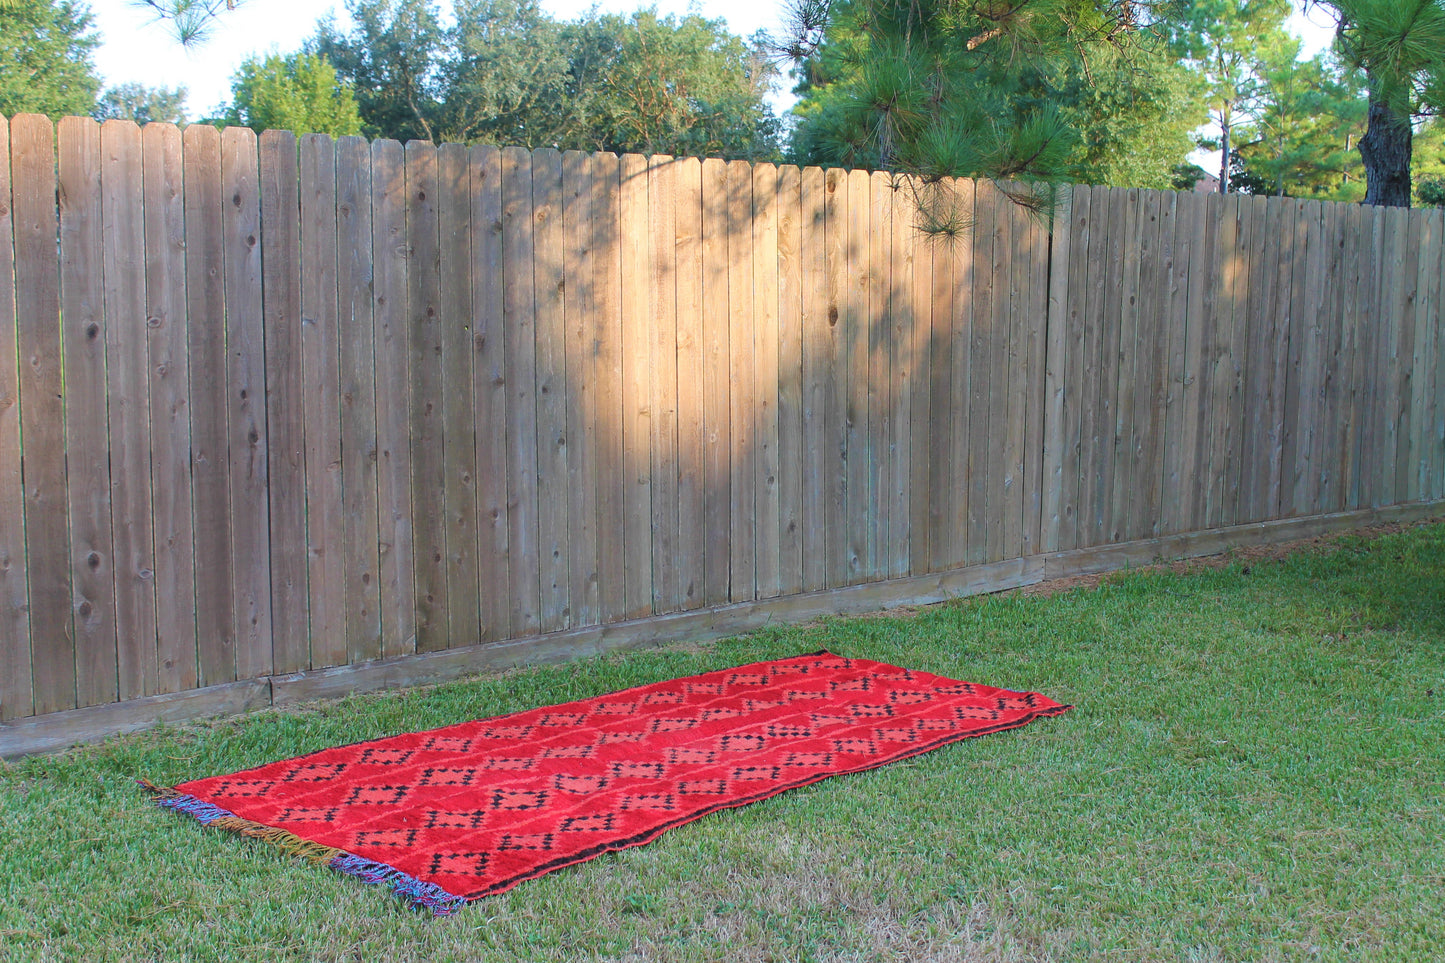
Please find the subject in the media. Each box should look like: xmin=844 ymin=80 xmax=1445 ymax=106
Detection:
xmin=0 ymin=115 xmax=33 ymax=721
xmin=298 ymin=133 xmax=344 ymax=669
xmin=438 ymin=142 xmax=480 ymax=647
xmin=183 ymin=123 xmax=237 ymax=687
xmin=335 ymin=136 xmax=382 ymax=665
xmin=371 ymin=139 xmax=415 ymax=657
xmin=58 ymin=117 xmax=116 ymax=709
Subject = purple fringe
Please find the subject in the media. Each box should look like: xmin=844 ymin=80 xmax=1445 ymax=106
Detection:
xmin=142 ymin=780 xmax=467 ymax=917
xmin=153 ymin=789 xmax=238 ymax=825
xmin=330 ymin=853 xmax=467 ymax=916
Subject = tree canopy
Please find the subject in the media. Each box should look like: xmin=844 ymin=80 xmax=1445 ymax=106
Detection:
xmin=0 ymin=0 xmax=101 ymax=118
xmin=93 ymin=82 xmax=189 ymax=125
xmin=224 ymin=51 xmax=364 ymax=136
xmin=313 ymin=0 xmax=782 ymax=159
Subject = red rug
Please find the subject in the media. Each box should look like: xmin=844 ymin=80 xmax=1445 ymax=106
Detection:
xmin=144 ymin=652 xmax=1069 ymax=914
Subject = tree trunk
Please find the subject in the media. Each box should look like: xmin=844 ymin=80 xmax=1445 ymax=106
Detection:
xmin=1359 ymin=96 xmax=1413 ymax=207
xmin=1219 ymin=109 xmax=1230 ymax=194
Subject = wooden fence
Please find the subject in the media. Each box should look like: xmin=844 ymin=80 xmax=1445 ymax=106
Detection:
xmin=1 ymin=112 xmax=1442 ymax=731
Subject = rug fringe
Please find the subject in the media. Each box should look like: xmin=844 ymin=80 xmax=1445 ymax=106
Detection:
xmin=138 ymin=778 xmax=465 ymax=916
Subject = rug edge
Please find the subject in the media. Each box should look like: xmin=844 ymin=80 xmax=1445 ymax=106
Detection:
xmin=137 ymin=778 xmax=467 ymax=916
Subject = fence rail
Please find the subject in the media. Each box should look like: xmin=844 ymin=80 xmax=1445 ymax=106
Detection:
xmin=1 ymin=113 xmax=1442 ymax=725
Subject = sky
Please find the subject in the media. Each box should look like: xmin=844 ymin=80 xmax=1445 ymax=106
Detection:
xmin=89 ymin=0 xmax=1339 ymax=126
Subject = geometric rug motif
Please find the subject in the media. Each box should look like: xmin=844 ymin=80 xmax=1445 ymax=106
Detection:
xmin=144 ymin=651 xmax=1070 ymax=914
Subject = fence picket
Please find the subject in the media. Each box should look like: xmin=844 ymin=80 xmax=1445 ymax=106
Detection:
xmin=183 ymin=123 xmax=237 ymax=685
xmin=0 ymin=115 xmax=32 ymax=720
xmin=58 ymin=117 xmax=117 ymax=708
xmin=221 ymin=127 xmax=272 ymax=679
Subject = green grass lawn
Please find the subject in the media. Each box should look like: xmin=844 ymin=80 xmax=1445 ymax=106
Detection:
xmin=2 ymin=523 xmax=1443 ymax=962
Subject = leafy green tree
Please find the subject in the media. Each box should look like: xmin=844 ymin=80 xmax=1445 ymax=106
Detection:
xmin=1164 ymin=0 xmax=1292 ymax=194
xmin=0 ymin=0 xmax=101 ymax=118
xmin=313 ymin=0 xmax=448 ymax=142
xmin=782 ymin=0 xmax=1203 ymax=228
xmin=1234 ymin=35 xmax=1366 ymax=200
xmin=560 ymin=11 xmax=781 ymax=158
xmin=225 ymin=52 xmax=363 ymax=136
xmin=93 ymin=82 xmax=188 ymax=125
xmin=1414 ymin=117 xmax=1445 ymax=205
xmin=1312 ymin=0 xmax=1445 ymax=206
xmin=314 ymin=0 xmax=781 ymax=158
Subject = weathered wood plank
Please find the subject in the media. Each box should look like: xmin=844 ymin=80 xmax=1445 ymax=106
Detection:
xmin=1431 ymin=209 xmax=1445 ymax=501
xmin=437 ymin=143 xmax=479 ymax=647
xmin=1393 ymin=208 xmax=1422 ymax=506
xmin=886 ymin=175 xmax=913 ymax=577
xmin=220 ymin=127 xmax=272 ymax=680
xmin=181 ymin=123 xmax=237 ymax=685
xmin=937 ymin=180 xmax=967 ymax=570
xmin=406 ymin=141 xmax=447 ymax=651
xmin=999 ymin=190 xmax=1027 ymax=558
xmin=1378 ymin=207 xmax=1408 ymax=505
xmin=1159 ymin=189 xmax=1195 ymax=537
xmin=699 ymin=157 xmax=731 ymax=606
xmin=673 ymin=157 xmax=706 ymax=610
xmin=1134 ymin=191 xmax=1174 ymax=539
xmin=1018 ymin=192 xmax=1049 ymax=557
xmin=1107 ymin=189 xmax=1143 ymax=544
xmin=1316 ymin=200 xmax=1348 ymax=513
xmin=335 ymin=136 xmax=381 ymax=665
xmin=753 ymin=163 xmax=782 ymax=598
xmin=591 ymin=153 xmax=626 ymax=622
xmin=298 ymin=134 xmax=345 ymax=669
xmin=1262 ymin=197 xmax=1297 ymax=521
xmin=502 ymin=146 xmax=543 ymax=631
xmin=1 ymin=678 xmax=271 ymax=759
xmin=370 ymin=139 xmax=414 ymax=656
xmin=800 ymin=166 xmax=828 ymax=591
xmin=99 ymin=120 xmax=158 ymax=700
xmin=1290 ymin=201 xmax=1328 ymax=515
xmin=620 ymin=153 xmax=654 ymax=615
xmin=965 ymin=178 xmax=995 ymax=565
xmin=1059 ymin=185 xmax=1093 ymax=547
xmin=1239 ymin=195 xmax=1277 ymax=522
xmin=470 ymin=144 xmax=509 ymax=642
xmin=866 ymin=170 xmax=891 ymax=578
xmin=987 ymin=184 xmax=1017 ymax=561
xmin=776 ymin=164 xmax=806 ymax=593
xmin=57 ymin=117 xmax=116 ymax=709
xmin=1040 ymin=186 xmax=1072 ymax=552
xmin=844 ymin=168 xmax=870 ymax=582
xmin=562 ymin=150 xmax=601 ymax=624
xmin=1218 ymin=193 xmax=1255 ymax=526
xmin=0 ymin=115 xmax=33 ymax=720
xmin=143 ymin=123 xmax=198 ymax=693
xmin=1334 ymin=201 xmax=1364 ymax=512
xmin=646 ymin=156 xmax=680 ymax=613
xmin=1423 ymin=209 xmax=1445 ymax=501
xmin=1203 ymin=193 xmax=1239 ymax=528
xmin=1356 ymin=206 xmax=1387 ymax=508
xmin=259 ymin=129 xmax=308 ymax=674
xmin=905 ymin=178 xmax=935 ymax=572
xmin=822 ymin=167 xmax=848 ymax=588
xmin=726 ymin=159 xmax=756 ymax=600
xmin=1277 ymin=198 xmax=1310 ymax=517
xmin=1080 ymin=185 xmax=1121 ymax=547
xmin=534 ymin=148 xmax=571 ymax=630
